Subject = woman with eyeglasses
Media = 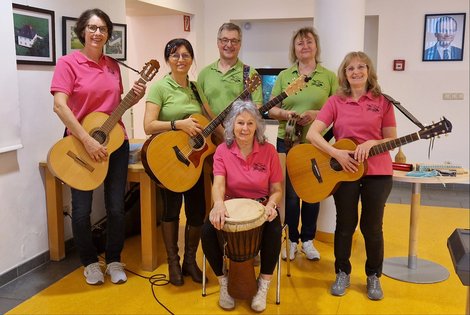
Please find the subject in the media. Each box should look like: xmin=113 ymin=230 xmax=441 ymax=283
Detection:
xmin=306 ymin=51 xmax=397 ymax=300
xmin=50 ymin=8 xmax=146 ymax=286
xmin=144 ymin=38 xmax=210 ymax=286
xmin=268 ymin=27 xmax=337 ymax=263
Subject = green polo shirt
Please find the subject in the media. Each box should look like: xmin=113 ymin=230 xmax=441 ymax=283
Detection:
xmin=197 ymin=59 xmax=262 ymax=115
xmin=271 ymin=63 xmax=337 ymax=141
xmin=146 ymin=74 xmax=207 ymax=121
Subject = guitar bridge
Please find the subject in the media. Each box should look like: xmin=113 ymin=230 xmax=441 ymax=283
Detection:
xmin=67 ymin=151 xmax=94 ymax=172
xmin=172 ymin=146 xmax=190 ymax=166
xmin=310 ymin=158 xmax=322 ymax=183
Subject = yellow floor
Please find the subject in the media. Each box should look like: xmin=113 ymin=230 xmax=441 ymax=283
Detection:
xmin=7 ymin=203 xmax=469 ymax=315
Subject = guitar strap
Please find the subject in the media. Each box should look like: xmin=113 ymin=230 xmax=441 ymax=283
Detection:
xmin=382 ymin=93 xmax=437 ymax=158
xmin=382 ymin=93 xmax=425 ymax=129
xmin=190 ymin=81 xmax=215 ymax=120
xmin=242 ymin=64 xmax=252 ymax=101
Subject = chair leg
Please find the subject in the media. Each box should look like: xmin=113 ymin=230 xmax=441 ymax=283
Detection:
xmin=283 ymin=224 xmax=291 ymax=277
xmin=276 ymin=254 xmax=281 ymax=304
xmin=202 ymin=254 xmax=207 ymax=297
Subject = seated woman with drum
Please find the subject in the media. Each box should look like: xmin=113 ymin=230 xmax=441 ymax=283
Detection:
xmin=201 ymin=100 xmax=283 ymax=312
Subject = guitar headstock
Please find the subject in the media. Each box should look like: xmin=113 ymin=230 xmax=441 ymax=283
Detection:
xmin=245 ymin=74 xmax=262 ymax=93
xmin=140 ymin=59 xmax=160 ymax=82
xmin=418 ymin=117 xmax=452 ymax=139
xmin=285 ymin=74 xmax=310 ymax=96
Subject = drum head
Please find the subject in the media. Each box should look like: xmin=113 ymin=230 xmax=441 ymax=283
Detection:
xmin=223 ymin=198 xmax=266 ymax=232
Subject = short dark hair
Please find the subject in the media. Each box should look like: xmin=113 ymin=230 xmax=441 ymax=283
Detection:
xmin=74 ymin=8 xmax=113 ymax=45
xmin=163 ymin=38 xmax=194 ymax=62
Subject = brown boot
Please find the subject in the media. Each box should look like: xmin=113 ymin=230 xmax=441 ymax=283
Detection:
xmin=182 ymin=225 xmax=205 ymax=283
xmin=161 ymin=221 xmax=184 ymax=286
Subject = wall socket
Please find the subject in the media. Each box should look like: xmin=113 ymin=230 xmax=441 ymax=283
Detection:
xmin=442 ymin=93 xmax=464 ymax=100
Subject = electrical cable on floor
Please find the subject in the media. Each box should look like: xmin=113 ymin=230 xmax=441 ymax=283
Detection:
xmin=126 ymin=267 xmax=174 ymax=315
xmin=63 ymin=209 xmax=174 ymax=315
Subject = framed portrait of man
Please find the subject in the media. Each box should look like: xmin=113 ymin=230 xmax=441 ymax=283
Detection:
xmin=422 ymin=13 xmax=466 ymax=61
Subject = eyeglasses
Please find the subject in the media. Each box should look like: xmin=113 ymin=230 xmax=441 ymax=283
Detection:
xmin=345 ymin=64 xmax=368 ymax=73
xmin=87 ymin=24 xmax=108 ymax=34
xmin=218 ymin=38 xmax=241 ymax=46
xmin=169 ymin=53 xmax=192 ymax=61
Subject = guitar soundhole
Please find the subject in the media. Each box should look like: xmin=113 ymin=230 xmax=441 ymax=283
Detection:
xmin=189 ymin=134 xmax=205 ymax=150
xmin=92 ymin=129 xmax=107 ymax=145
xmin=330 ymin=158 xmax=343 ymax=172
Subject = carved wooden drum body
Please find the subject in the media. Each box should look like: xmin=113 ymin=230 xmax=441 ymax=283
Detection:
xmin=222 ymin=198 xmax=267 ymax=300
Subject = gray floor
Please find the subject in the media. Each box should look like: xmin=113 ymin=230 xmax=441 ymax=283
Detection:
xmin=0 ymin=183 xmax=468 ymax=315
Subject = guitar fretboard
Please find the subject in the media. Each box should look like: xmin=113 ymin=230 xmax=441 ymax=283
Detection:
xmin=97 ymin=77 xmax=147 ymax=139
xmin=369 ymin=132 xmax=420 ymax=157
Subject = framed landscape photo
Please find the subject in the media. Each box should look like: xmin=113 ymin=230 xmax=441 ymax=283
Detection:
xmin=105 ymin=23 xmax=127 ymax=60
xmin=422 ymin=13 xmax=466 ymax=61
xmin=12 ymin=3 xmax=56 ymax=65
xmin=62 ymin=16 xmax=83 ymax=55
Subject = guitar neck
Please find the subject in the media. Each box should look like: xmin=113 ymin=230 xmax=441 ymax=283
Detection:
xmin=258 ymin=91 xmax=288 ymax=113
xmin=202 ymin=88 xmax=251 ymax=137
xmin=369 ymin=131 xmax=421 ymax=157
xmin=99 ymin=77 xmax=147 ymax=136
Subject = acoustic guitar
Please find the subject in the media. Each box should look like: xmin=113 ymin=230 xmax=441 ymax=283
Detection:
xmin=47 ymin=59 xmax=160 ymax=191
xmin=142 ymin=74 xmax=311 ymax=192
xmin=286 ymin=117 xmax=452 ymax=203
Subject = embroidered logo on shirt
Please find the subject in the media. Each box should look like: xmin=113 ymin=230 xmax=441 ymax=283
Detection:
xmin=253 ymin=163 xmax=267 ymax=173
xmin=310 ymin=79 xmax=324 ymax=87
xmin=367 ymin=103 xmax=380 ymax=112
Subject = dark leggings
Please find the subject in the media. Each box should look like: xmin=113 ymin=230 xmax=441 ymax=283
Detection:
xmin=201 ymin=215 xmax=282 ymax=276
xmin=333 ymin=175 xmax=392 ymax=277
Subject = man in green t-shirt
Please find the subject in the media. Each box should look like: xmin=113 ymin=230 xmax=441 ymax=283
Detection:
xmin=198 ymin=22 xmax=262 ymax=117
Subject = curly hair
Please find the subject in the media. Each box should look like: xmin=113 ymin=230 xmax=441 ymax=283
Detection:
xmin=223 ymin=100 xmax=267 ymax=146
xmin=74 ymin=8 xmax=113 ymax=45
xmin=336 ymin=51 xmax=382 ymax=98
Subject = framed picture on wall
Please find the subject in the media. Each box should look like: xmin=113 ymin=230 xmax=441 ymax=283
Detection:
xmin=422 ymin=13 xmax=466 ymax=61
xmin=12 ymin=3 xmax=56 ymax=65
xmin=62 ymin=16 xmax=84 ymax=55
xmin=105 ymin=23 xmax=127 ymax=60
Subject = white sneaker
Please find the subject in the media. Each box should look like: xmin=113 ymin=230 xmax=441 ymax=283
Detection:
xmin=251 ymin=277 xmax=271 ymax=312
xmin=84 ymin=262 xmax=104 ymax=285
xmin=302 ymin=240 xmax=320 ymax=260
xmin=218 ymin=275 xmax=235 ymax=310
xmin=281 ymin=240 xmax=298 ymax=260
xmin=105 ymin=262 xmax=127 ymax=284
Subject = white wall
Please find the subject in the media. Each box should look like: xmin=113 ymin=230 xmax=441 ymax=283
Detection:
xmin=0 ymin=0 xmax=128 ymax=276
xmin=366 ymin=0 xmax=469 ymax=167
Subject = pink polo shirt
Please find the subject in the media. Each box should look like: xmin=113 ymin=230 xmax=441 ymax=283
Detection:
xmin=50 ymin=51 xmax=125 ymax=134
xmin=213 ymin=140 xmax=283 ymax=199
xmin=316 ymin=92 xmax=396 ymax=175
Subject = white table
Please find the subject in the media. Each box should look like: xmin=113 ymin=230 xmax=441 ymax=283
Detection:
xmin=383 ymin=170 xmax=469 ymax=283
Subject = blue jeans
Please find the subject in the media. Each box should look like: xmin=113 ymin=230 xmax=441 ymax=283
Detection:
xmin=277 ymin=138 xmax=319 ymax=243
xmin=332 ymin=175 xmax=392 ymax=276
xmin=71 ymin=140 xmax=129 ymax=266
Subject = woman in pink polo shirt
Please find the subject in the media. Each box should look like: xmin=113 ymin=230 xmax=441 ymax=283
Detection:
xmin=307 ymin=51 xmax=397 ymax=300
xmin=50 ymin=9 xmax=145 ymax=286
xmin=201 ymin=100 xmax=283 ymax=312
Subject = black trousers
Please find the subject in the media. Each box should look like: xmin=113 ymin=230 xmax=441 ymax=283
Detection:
xmin=201 ymin=214 xmax=282 ymax=276
xmin=332 ymin=175 xmax=392 ymax=277
xmin=160 ymin=173 xmax=206 ymax=226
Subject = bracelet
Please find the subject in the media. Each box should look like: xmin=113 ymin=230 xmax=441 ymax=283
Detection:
xmin=268 ymin=201 xmax=277 ymax=210
xmin=170 ymin=120 xmax=176 ymax=131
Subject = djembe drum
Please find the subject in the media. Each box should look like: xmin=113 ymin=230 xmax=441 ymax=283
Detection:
xmin=222 ymin=198 xmax=267 ymax=300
